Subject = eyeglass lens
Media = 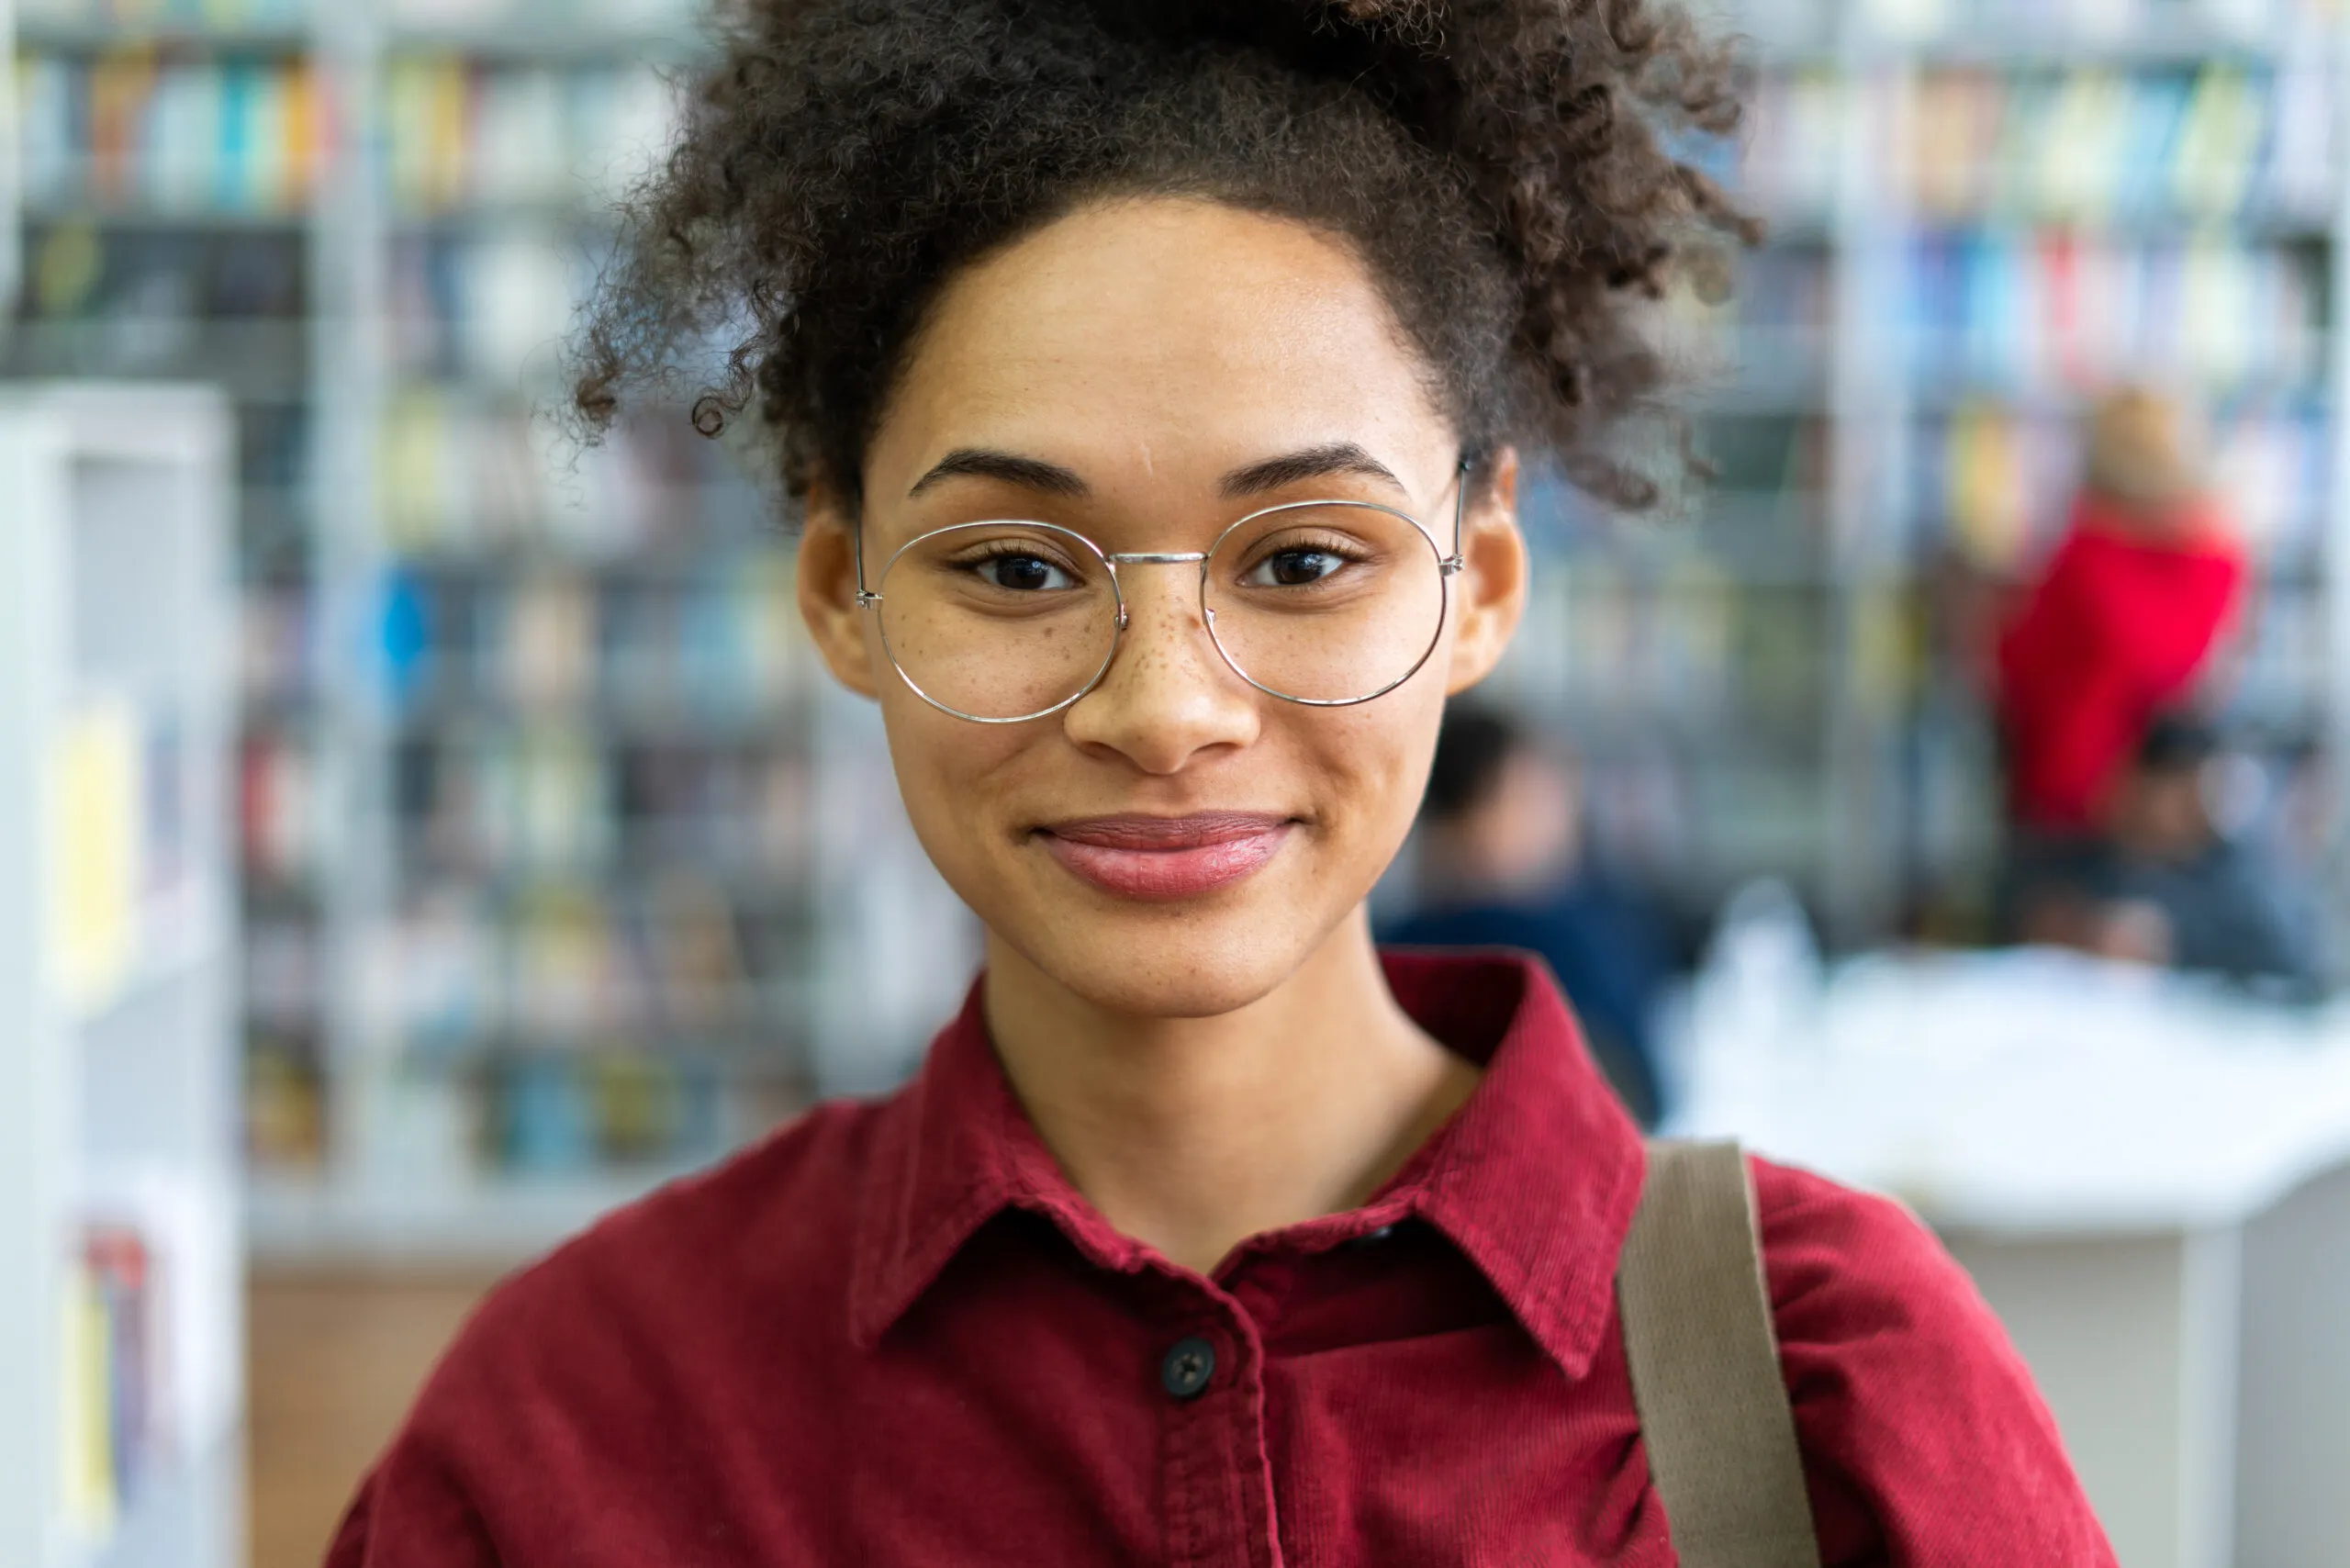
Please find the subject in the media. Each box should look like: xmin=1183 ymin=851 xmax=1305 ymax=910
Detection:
xmin=873 ymin=504 xmax=1445 ymax=722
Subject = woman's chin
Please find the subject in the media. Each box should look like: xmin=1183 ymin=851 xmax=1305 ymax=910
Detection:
xmin=1013 ymin=918 xmax=1325 ymax=1020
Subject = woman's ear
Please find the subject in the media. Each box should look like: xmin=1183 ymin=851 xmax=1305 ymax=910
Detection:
xmin=1444 ymin=445 xmax=1528 ymax=695
xmin=796 ymin=479 xmax=885 ymax=700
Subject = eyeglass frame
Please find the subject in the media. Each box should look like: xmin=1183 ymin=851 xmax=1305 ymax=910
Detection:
xmin=853 ymin=456 xmax=1475 ymax=724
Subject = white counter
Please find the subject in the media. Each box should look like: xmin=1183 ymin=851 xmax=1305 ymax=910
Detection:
xmin=1667 ymin=949 xmax=2350 ymax=1568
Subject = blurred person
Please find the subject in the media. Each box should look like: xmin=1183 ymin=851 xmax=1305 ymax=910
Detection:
xmin=327 ymin=4 xmax=2113 ymax=1563
xmin=1996 ymin=387 xmax=2248 ymax=835
xmin=2012 ymin=714 xmax=2320 ymax=995
xmin=1383 ymin=705 xmax=1672 ymax=1126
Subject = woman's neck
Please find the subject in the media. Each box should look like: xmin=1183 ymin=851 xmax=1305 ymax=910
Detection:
xmin=981 ymin=911 xmax=1481 ymax=1275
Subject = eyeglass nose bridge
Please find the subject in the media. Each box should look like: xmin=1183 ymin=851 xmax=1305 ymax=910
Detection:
xmin=1096 ymin=531 xmax=1463 ymax=637
xmin=1099 ymin=550 xmax=1211 ymax=633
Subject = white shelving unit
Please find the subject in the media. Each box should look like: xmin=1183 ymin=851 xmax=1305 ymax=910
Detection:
xmin=0 ymin=385 xmax=241 ymax=1568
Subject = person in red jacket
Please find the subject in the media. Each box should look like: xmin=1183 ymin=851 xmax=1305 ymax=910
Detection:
xmin=330 ymin=3 xmax=2114 ymax=1563
xmin=1997 ymin=389 xmax=2248 ymax=834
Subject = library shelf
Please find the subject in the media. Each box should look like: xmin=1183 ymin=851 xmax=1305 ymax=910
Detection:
xmin=19 ymin=206 xmax=316 ymax=230
xmin=245 ymin=1166 xmax=705 ymax=1264
xmin=0 ymin=384 xmax=242 ymax=1568
xmin=65 ymin=884 xmax=228 ymax=1028
xmin=14 ymin=18 xmax=311 ymax=51
xmin=61 ymin=1427 xmax=241 ymax=1568
xmin=382 ymin=25 xmax=710 ymax=64
xmin=1889 ymin=33 xmax=2307 ymax=69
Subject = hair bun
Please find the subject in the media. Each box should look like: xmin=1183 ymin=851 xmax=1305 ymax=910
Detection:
xmin=1324 ymin=0 xmax=1438 ymax=28
xmin=569 ymin=0 xmax=1757 ymax=513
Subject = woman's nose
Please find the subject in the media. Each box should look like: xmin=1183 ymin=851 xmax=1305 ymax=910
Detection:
xmin=1060 ymin=567 xmax=1259 ymax=773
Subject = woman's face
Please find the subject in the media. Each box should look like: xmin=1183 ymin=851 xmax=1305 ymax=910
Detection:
xmin=800 ymin=197 xmax=1527 ymax=1017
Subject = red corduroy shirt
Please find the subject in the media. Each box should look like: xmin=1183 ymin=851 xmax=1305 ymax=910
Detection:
xmin=329 ymin=953 xmax=2115 ymax=1565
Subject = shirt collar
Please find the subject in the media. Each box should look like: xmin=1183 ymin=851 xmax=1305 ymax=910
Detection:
xmin=846 ymin=950 xmax=1646 ymax=1379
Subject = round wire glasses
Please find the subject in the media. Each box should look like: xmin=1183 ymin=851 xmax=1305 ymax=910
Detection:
xmin=855 ymin=461 xmax=1472 ymax=723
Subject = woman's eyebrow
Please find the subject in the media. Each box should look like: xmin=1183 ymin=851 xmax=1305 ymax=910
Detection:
xmin=905 ymin=442 xmax=1404 ymax=500
xmin=1220 ymin=442 xmax=1404 ymax=498
xmin=908 ymin=448 xmax=1091 ymax=498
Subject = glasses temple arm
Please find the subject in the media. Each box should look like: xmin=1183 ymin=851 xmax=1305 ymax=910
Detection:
xmin=852 ymin=520 xmax=879 ymax=607
xmin=1442 ymin=455 xmax=1472 ymax=575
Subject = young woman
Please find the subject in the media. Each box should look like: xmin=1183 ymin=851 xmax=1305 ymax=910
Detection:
xmin=330 ymin=2 xmax=2113 ymax=1562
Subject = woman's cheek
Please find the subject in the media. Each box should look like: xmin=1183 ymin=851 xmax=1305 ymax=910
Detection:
xmin=879 ymin=703 xmax=1013 ymax=903
xmin=1323 ymin=707 xmax=1434 ymax=845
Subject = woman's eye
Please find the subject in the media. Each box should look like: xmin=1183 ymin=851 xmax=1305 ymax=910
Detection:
xmin=979 ymin=554 xmax=1073 ymax=591
xmin=1249 ymin=548 xmax=1345 ymax=588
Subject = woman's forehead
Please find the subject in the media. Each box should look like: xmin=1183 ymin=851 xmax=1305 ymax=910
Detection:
xmin=867 ymin=197 xmax=1452 ymax=495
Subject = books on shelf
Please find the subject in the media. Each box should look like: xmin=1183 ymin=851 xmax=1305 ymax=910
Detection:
xmin=327 ymin=1046 xmax=762 ymax=1189
xmin=395 ymin=722 xmax=813 ymax=880
xmin=60 ymin=1227 xmax=150 ymax=1537
xmin=48 ymin=700 xmax=140 ymax=1008
xmin=61 ymin=1225 xmax=184 ymax=1536
xmin=1492 ymin=554 xmax=1835 ymax=728
xmin=375 ymin=559 xmax=806 ymax=725
xmin=58 ymin=1171 xmax=240 ymax=1540
xmin=2230 ymin=581 xmax=2330 ymax=723
xmin=238 ymin=579 xmax=315 ymax=709
xmin=383 ymin=56 xmax=678 ymax=217
xmin=244 ymin=913 xmax=319 ymax=1027
xmin=386 ymin=0 xmax=699 ymax=30
xmin=2206 ymin=406 xmax=2330 ymax=566
xmin=378 ymin=389 xmax=767 ymax=552
xmin=1864 ymin=0 xmax=2338 ymax=46
xmin=355 ymin=872 xmax=809 ymax=1052
xmin=14 ymin=50 xmax=328 ymax=218
xmin=17 ymin=0 xmax=308 ymax=28
xmin=46 ymin=695 xmax=201 ymax=1013
xmin=16 ymin=0 xmax=699 ymax=36
xmin=1902 ymin=62 xmax=2336 ymax=222
xmin=388 ymin=229 xmax=585 ymax=386
xmin=244 ymin=1030 xmax=327 ymax=1171
xmin=239 ymin=727 xmax=326 ymax=887
xmin=491 ymin=1048 xmax=732 ymax=1174
xmin=1899 ymin=230 xmax=2322 ymax=395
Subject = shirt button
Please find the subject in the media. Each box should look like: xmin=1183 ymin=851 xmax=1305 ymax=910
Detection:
xmin=1159 ymin=1337 xmax=1216 ymax=1401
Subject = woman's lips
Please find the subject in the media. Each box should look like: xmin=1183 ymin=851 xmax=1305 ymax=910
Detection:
xmin=1037 ymin=813 xmax=1294 ymax=902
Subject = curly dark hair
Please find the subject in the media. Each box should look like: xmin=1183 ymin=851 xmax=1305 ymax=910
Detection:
xmin=568 ymin=0 xmax=1757 ymax=510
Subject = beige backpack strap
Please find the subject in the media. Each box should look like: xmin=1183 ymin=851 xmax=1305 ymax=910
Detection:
xmin=1617 ymin=1139 xmax=1819 ymax=1567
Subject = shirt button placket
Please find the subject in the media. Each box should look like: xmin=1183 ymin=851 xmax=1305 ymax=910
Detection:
xmin=1158 ymin=1311 xmax=1281 ymax=1568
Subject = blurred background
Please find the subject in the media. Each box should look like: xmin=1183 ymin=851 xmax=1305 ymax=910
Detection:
xmin=6 ymin=0 xmax=2350 ymax=1564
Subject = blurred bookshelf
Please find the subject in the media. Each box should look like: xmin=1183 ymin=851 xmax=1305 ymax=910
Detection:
xmin=10 ymin=0 xmax=2347 ymax=1263
xmin=0 ymin=386 xmax=241 ymax=1568
xmin=1484 ymin=0 xmax=2350 ymax=946
xmin=6 ymin=0 xmax=978 ymax=1266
